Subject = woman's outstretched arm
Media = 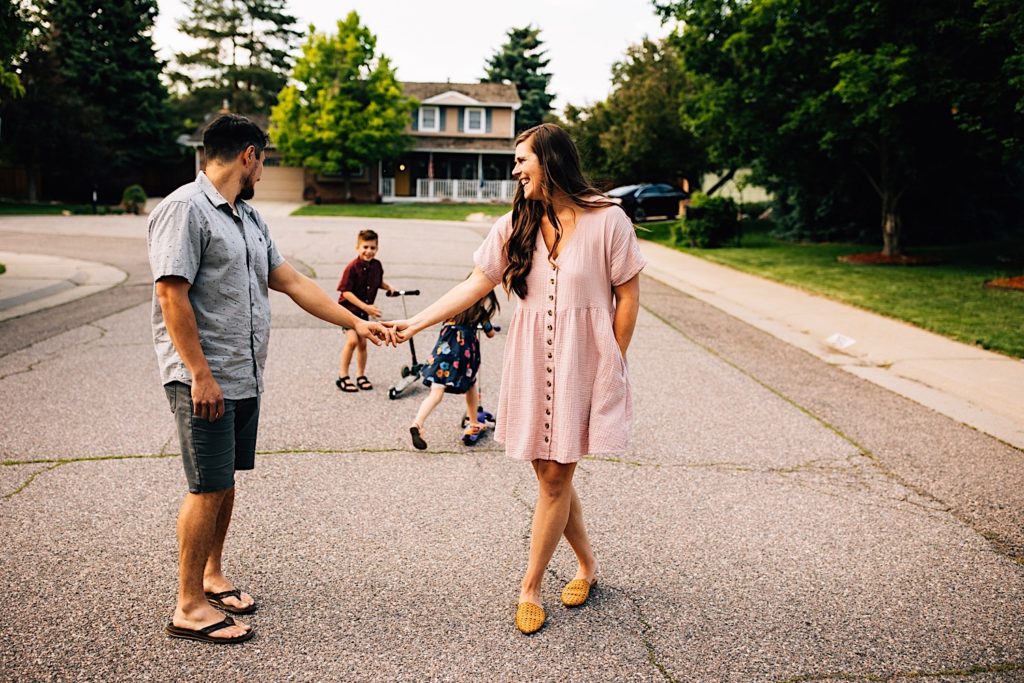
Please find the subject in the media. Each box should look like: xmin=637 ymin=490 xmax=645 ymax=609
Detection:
xmin=392 ymin=267 xmax=497 ymax=340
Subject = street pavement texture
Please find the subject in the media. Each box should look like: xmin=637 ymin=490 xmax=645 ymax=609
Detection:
xmin=0 ymin=213 xmax=1022 ymax=682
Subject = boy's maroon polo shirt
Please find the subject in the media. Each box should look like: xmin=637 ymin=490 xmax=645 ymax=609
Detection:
xmin=337 ymin=256 xmax=383 ymax=320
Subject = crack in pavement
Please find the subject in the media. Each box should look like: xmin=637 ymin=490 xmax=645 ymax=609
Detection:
xmin=641 ymin=304 xmax=1024 ymax=568
xmin=0 ymin=445 xmax=504 ymax=498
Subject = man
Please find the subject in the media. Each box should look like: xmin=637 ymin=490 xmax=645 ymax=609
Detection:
xmin=148 ymin=114 xmax=393 ymax=644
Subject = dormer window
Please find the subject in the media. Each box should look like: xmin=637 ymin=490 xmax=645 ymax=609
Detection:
xmin=465 ymin=107 xmax=485 ymax=133
xmin=419 ymin=106 xmax=440 ymax=132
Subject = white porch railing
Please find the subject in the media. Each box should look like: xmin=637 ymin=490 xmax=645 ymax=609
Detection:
xmin=416 ymin=179 xmax=517 ymax=201
xmin=381 ymin=177 xmax=395 ymax=198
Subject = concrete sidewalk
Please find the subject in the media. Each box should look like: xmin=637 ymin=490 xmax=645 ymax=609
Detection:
xmin=0 ymin=251 xmax=126 ymax=323
xmin=642 ymin=242 xmax=1024 ymax=450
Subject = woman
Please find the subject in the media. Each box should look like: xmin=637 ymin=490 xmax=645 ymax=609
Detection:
xmin=392 ymin=123 xmax=646 ymax=634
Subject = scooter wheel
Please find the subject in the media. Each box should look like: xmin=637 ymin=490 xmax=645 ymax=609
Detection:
xmin=462 ymin=434 xmax=478 ymax=446
xmin=388 ymin=387 xmax=398 ymax=400
xmin=401 ymin=366 xmax=411 ymax=378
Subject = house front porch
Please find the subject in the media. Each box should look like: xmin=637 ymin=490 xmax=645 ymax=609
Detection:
xmin=379 ymin=148 xmax=516 ymax=203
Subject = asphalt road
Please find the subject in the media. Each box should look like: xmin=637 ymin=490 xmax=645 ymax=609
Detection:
xmin=0 ymin=213 xmax=1021 ymax=682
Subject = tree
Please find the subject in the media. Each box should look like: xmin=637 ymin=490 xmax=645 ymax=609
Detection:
xmin=170 ymin=0 xmax=300 ymax=125
xmin=483 ymin=26 xmax=554 ymax=133
xmin=0 ymin=1 xmax=31 ymax=102
xmin=658 ymin=0 xmax=1024 ymax=254
xmin=270 ymin=12 xmax=414 ymax=200
xmin=1 ymin=0 xmax=177 ymax=201
xmin=561 ymin=38 xmax=706 ymax=189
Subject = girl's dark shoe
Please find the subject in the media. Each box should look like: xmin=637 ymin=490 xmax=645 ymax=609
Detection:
xmin=410 ymin=425 xmax=427 ymax=450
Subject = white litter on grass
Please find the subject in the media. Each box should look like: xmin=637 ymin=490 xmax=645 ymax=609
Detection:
xmin=826 ymin=332 xmax=857 ymax=350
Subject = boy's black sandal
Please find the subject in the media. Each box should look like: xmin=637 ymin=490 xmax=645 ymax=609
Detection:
xmin=356 ymin=376 xmax=373 ymax=390
xmin=336 ymin=376 xmax=358 ymax=393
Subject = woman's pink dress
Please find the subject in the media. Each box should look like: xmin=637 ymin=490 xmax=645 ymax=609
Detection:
xmin=473 ymin=204 xmax=647 ymax=463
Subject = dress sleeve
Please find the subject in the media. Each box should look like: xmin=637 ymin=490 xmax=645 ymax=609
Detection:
xmin=609 ymin=208 xmax=648 ymax=286
xmin=473 ymin=212 xmax=512 ymax=286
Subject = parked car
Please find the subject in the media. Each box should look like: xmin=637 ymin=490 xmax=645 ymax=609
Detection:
xmin=606 ymin=183 xmax=689 ymax=222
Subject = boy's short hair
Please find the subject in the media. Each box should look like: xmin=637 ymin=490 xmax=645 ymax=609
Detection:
xmin=203 ymin=114 xmax=269 ymax=163
xmin=357 ymin=229 xmax=379 ymax=243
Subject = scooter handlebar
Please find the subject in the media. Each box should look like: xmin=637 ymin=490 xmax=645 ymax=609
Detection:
xmin=386 ymin=289 xmax=420 ymax=297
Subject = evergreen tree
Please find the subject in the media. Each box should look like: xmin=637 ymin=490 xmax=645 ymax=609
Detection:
xmin=483 ymin=26 xmax=554 ymax=133
xmin=0 ymin=1 xmax=31 ymax=101
xmin=170 ymin=0 xmax=300 ymax=125
xmin=270 ymin=12 xmax=414 ymax=201
xmin=1 ymin=0 xmax=177 ymax=201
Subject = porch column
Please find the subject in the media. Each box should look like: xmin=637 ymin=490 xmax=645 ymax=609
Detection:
xmin=477 ymin=153 xmax=483 ymax=200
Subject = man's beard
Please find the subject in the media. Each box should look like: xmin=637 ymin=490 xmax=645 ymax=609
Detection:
xmin=237 ymin=173 xmax=256 ymax=201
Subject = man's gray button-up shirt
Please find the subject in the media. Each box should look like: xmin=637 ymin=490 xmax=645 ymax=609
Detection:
xmin=148 ymin=172 xmax=285 ymax=399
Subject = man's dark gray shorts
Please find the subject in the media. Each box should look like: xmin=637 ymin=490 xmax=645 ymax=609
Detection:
xmin=164 ymin=382 xmax=260 ymax=493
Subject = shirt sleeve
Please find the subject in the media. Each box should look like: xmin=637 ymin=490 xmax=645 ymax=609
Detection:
xmin=147 ymin=200 xmax=202 ymax=284
xmin=255 ymin=211 xmax=285 ymax=271
xmin=473 ymin=212 xmax=512 ymax=286
xmin=609 ymin=208 xmax=648 ymax=286
xmin=338 ymin=262 xmax=356 ymax=294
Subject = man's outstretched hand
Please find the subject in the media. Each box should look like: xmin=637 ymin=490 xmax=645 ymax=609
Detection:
xmin=381 ymin=319 xmax=414 ymax=344
xmin=355 ymin=319 xmax=399 ymax=346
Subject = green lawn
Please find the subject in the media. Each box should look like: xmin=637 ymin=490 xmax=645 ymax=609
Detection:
xmin=643 ymin=220 xmax=1024 ymax=358
xmin=0 ymin=200 xmax=125 ymax=215
xmin=293 ymin=202 xmax=510 ymax=221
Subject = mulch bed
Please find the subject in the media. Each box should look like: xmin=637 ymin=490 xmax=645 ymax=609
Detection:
xmin=984 ymin=275 xmax=1024 ymax=291
xmin=837 ymin=252 xmax=943 ymax=265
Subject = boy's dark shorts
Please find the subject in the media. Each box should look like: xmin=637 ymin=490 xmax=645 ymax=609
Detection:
xmin=164 ymin=381 xmax=260 ymax=493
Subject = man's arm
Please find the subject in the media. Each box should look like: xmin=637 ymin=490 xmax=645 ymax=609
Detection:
xmin=155 ymin=276 xmax=225 ymax=421
xmin=269 ymin=262 xmax=392 ymax=345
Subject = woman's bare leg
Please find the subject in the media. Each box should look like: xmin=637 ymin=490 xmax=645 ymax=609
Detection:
xmin=519 ymin=460 xmax=576 ymax=606
xmin=562 ymin=485 xmax=598 ymax=582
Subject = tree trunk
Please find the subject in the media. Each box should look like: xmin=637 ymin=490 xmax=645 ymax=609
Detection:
xmin=881 ymin=194 xmax=901 ymax=257
xmin=344 ymin=176 xmax=353 ymax=202
xmin=26 ymin=158 xmax=37 ymax=202
xmin=705 ymin=168 xmax=736 ymax=196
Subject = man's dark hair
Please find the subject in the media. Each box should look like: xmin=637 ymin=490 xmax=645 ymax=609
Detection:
xmin=357 ymin=229 xmax=379 ymax=243
xmin=203 ymin=114 xmax=269 ymax=163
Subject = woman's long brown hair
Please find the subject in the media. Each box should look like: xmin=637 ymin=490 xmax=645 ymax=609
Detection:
xmin=503 ymin=123 xmax=612 ymax=298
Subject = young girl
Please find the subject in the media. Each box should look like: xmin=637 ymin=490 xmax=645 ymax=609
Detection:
xmin=409 ymin=287 xmax=500 ymax=450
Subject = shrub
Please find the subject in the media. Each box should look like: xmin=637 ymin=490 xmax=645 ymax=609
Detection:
xmin=121 ymin=184 xmax=147 ymax=215
xmin=679 ymin=193 xmax=740 ymax=248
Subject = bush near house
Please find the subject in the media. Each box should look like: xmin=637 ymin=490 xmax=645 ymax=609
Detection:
xmin=121 ymin=184 xmax=147 ymax=215
xmin=673 ymin=193 xmax=740 ymax=248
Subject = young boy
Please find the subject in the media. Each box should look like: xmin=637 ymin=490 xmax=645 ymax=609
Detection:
xmin=336 ymin=229 xmax=393 ymax=392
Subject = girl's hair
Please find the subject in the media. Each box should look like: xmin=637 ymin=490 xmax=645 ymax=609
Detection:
xmin=453 ymin=280 xmax=500 ymax=328
xmin=503 ymin=123 xmax=612 ymax=298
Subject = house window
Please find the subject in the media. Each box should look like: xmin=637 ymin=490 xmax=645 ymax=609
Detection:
xmin=465 ymin=107 xmax=485 ymax=133
xmin=419 ymin=106 xmax=440 ymax=132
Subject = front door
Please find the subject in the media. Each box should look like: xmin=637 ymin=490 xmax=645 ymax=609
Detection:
xmin=396 ymin=165 xmax=412 ymax=196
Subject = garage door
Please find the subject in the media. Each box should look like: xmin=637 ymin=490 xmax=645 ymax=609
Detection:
xmin=257 ymin=166 xmax=305 ymax=201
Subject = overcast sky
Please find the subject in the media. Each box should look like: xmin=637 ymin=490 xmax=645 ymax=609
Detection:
xmin=153 ymin=0 xmax=676 ymax=111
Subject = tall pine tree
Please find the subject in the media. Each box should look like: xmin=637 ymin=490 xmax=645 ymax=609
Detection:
xmin=482 ymin=26 xmax=554 ymax=133
xmin=1 ymin=0 xmax=176 ymax=201
xmin=170 ymin=0 xmax=300 ymax=125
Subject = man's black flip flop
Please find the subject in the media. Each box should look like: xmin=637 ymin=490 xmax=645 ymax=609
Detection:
xmin=165 ymin=616 xmax=254 ymax=644
xmin=205 ymin=588 xmax=257 ymax=614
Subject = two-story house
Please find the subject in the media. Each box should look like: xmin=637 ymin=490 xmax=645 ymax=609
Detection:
xmin=181 ymin=81 xmax=522 ymax=203
xmin=382 ymin=81 xmax=521 ymax=201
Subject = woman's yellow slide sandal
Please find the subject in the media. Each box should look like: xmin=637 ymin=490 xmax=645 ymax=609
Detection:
xmin=515 ymin=602 xmax=546 ymax=634
xmin=560 ymin=578 xmax=596 ymax=607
